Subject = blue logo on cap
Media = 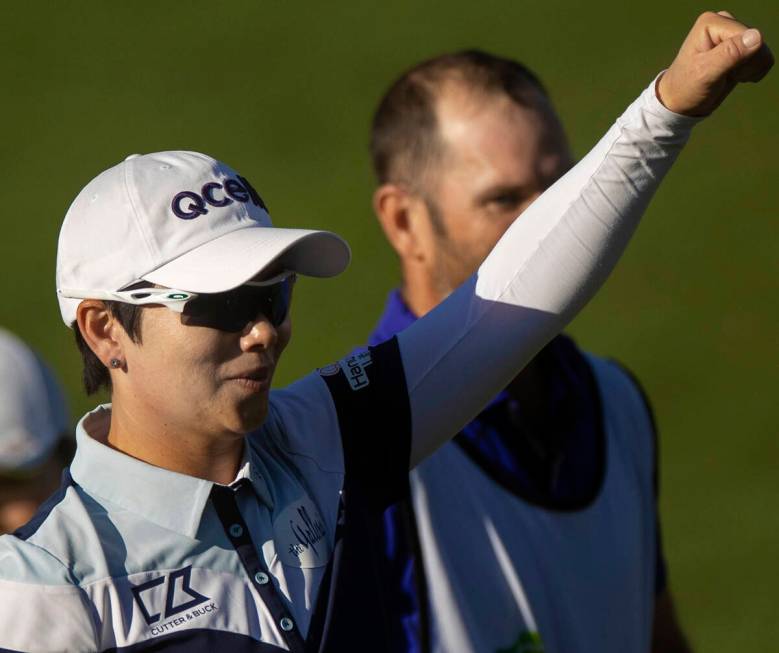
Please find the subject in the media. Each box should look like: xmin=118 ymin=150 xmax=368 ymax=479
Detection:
xmin=171 ymin=175 xmax=268 ymax=220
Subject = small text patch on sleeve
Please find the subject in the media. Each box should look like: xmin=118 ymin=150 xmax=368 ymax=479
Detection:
xmin=340 ymin=350 xmax=373 ymax=391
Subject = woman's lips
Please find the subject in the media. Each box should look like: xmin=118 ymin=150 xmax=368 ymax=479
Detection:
xmin=227 ymin=368 xmax=271 ymax=392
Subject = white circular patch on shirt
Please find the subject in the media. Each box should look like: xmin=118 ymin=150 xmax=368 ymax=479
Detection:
xmin=273 ymin=498 xmax=331 ymax=568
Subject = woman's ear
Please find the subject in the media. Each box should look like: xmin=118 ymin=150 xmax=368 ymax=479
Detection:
xmin=76 ymin=301 xmax=124 ymax=369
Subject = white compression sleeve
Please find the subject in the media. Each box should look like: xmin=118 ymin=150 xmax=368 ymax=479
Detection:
xmin=398 ymin=77 xmax=701 ymax=466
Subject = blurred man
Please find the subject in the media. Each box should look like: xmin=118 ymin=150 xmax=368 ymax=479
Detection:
xmin=369 ymin=51 xmax=694 ymax=652
xmin=0 ymin=328 xmax=72 ymax=534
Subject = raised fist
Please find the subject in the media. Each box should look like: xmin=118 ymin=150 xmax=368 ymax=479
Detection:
xmin=657 ymin=10 xmax=773 ymax=116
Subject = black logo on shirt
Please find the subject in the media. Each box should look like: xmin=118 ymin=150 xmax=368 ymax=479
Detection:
xmin=288 ymin=504 xmax=327 ymax=558
xmin=131 ymin=565 xmax=210 ymax=626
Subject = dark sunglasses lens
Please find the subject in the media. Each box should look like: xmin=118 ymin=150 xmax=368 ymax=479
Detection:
xmin=266 ymin=281 xmax=292 ymax=326
xmin=181 ymin=279 xmax=292 ymax=332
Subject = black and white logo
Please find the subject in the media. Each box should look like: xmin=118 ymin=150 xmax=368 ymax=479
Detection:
xmin=340 ymin=351 xmax=372 ymax=391
xmin=131 ymin=565 xmax=210 ymax=626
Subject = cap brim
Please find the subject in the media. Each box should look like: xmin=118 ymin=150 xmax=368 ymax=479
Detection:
xmin=142 ymin=225 xmax=351 ymax=293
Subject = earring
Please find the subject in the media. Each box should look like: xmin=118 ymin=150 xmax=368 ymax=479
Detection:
xmin=110 ymin=358 xmax=122 ymax=369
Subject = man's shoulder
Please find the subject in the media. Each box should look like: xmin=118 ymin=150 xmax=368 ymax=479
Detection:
xmin=582 ymin=352 xmax=652 ymax=410
xmin=581 ymin=350 xmax=635 ymax=377
xmin=582 ymin=352 xmax=658 ymax=467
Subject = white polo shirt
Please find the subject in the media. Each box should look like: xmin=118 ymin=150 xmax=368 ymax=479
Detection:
xmin=0 ymin=339 xmax=413 ymax=652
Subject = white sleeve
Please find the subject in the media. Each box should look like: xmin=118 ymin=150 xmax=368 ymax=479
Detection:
xmin=399 ymin=77 xmax=701 ymax=465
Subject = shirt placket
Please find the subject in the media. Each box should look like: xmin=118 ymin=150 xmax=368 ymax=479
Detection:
xmin=210 ymin=483 xmax=306 ymax=652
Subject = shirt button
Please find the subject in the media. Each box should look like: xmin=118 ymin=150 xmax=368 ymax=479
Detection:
xmin=280 ymin=617 xmax=294 ymax=632
xmin=229 ymin=524 xmax=244 ymax=538
xmin=254 ymin=571 xmax=270 ymax=585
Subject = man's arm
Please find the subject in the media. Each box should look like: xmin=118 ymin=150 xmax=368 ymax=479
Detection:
xmin=653 ymin=589 xmax=694 ymax=653
xmin=396 ymin=12 xmax=772 ymax=466
xmin=617 ymin=359 xmax=694 ymax=652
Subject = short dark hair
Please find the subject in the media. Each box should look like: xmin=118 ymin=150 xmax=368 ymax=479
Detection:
xmin=72 ymin=302 xmax=143 ymax=395
xmin=370 ymin=49 xmax=549 ymax=192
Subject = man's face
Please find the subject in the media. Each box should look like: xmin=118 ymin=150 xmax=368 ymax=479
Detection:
xmin=420 ymin=88 xmax=573 ymax=301
xmin=115 ymin=293 xmax=292 ymax=439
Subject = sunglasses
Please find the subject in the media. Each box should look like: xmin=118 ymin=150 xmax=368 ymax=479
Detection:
xmin=60 ymin=272 xmax=295 ymax=333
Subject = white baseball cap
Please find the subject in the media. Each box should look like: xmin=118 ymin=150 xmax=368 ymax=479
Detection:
xmin=0 ymin=329 xmax=70 ymax=473
xmin=56 ymin=151 xmax=351 ymax=326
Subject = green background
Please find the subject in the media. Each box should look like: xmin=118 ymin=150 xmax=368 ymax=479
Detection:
xmin=1 ymin=2 xmax=776 ymax=649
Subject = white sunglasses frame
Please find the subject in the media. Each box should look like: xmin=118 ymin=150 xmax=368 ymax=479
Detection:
xmin=58 ymin=271 xmax=295 ymax=314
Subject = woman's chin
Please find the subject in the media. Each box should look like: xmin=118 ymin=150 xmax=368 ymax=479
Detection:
xmin=232 ymin=393 xmax=270 ymax=433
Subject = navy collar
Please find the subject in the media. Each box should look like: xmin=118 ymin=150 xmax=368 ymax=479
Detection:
xmin=368 ymin=289 xmax=416 ymax=346
xmin=368 ymin=290 xmax=513 ymax=407
xmin=368 ymin=289 xmax=605 ymax=509
xmin=369 ymin=288 xmax=571 ymax=365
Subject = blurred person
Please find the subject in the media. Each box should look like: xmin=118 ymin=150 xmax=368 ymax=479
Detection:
xmin=0 ymin=328 xmax=72 ymax=534
xmin=0 ymin=12 xmax=771 ymax=652
xmin=368 ymin=41 xmax=751 ymax=653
